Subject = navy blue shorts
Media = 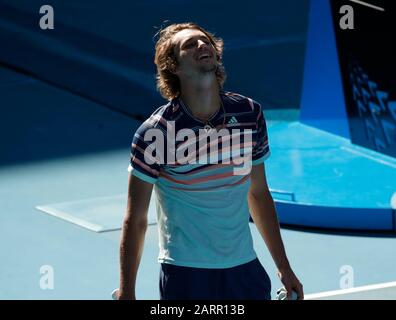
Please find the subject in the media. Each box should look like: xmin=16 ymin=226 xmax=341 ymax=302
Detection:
xmin=159 ymin=258 xmax=271 ymax=300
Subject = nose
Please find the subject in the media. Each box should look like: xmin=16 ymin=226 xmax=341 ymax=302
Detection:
xmin=197 ymin=39 xmax=206 ymax=48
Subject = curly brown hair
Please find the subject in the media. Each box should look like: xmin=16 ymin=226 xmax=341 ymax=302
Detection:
xmin=154 ymin=22 xmax=227 ymax=101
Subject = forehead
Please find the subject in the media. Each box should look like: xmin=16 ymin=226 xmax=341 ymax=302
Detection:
xmin=172 ymin=28 xmax=209 ymax=47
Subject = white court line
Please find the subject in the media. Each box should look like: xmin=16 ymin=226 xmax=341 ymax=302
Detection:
xmin=349 ymin=0 xmax=385 ymax=11
xmin=36 ymin=205 xmax=104 ymax=232
xmin=341 ymin=146 xmax=396 ymax=169
xmin=305 ymin=281 xmax=396 ymax=300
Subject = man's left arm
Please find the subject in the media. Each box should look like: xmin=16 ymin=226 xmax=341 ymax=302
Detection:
xmin=248 ymin=162 xmax=304 ymax=299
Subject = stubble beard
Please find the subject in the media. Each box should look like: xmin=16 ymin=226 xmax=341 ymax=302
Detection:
xmin=198 ymin=62 xmax=218 ymax=75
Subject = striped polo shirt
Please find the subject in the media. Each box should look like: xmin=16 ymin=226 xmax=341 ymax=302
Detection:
xmin=128 ymin=91 xmax=270 ymax=268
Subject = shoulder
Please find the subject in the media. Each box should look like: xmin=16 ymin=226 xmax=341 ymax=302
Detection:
xmin=221 ymin=91 xmax=262 ymax=115
xmin=134 ymin=100 xmax=178 ymax=135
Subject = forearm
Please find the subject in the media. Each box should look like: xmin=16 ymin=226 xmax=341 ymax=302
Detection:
xmin=248 ymin=190 xmax=290 ymax=271
xmin=119 ymin=215 xmax=148 ymax=299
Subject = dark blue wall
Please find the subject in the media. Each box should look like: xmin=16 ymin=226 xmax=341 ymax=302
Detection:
xmin=0 ymin=0 xmax=310 ymax=118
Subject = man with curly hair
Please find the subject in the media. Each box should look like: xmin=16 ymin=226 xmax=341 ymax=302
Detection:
xmin=115 ymin=22 xmax=303 ymax=300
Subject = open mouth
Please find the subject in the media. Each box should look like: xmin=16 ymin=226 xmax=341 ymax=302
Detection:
xmin=198 ymin=53 xmax=211 ymax=60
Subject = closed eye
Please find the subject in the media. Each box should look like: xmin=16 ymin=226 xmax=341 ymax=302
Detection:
xmin=184 ymin=42 xmax=195 ymax=49
xmin=182 ymin=37 xmax=211 ymax=49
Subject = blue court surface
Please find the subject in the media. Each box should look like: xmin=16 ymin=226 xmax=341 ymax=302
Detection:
xmin=1 ymin=0 xmax=396 ymax=300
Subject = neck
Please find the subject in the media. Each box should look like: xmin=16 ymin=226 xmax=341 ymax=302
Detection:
xmin=179 ymin=76 xmax=221 ymax=120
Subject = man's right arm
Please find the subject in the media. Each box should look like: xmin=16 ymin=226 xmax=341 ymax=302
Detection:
xmin=118 ymin=173 xmax=154 ymax=300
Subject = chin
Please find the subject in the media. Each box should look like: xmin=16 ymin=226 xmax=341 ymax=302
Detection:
xmin=199 ymin=64 xmax=217 ymax=73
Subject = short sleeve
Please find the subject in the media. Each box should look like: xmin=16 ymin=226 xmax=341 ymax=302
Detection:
xmin=252 ymin=103 xmax=270 ymax=165
xmin=128 ymin=122 xmax=162 ymax=184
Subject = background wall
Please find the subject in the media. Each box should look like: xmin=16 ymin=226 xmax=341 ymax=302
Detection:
xmin=0 ymin=0 xmax=310 ymax=118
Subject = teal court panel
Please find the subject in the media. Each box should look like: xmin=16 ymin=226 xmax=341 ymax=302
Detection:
xmin=268 ymin=121 xmax=396 ymax=230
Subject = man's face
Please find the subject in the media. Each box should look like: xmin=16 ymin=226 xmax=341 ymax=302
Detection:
xmin=172 ymin=28 xmax=218 ymax=77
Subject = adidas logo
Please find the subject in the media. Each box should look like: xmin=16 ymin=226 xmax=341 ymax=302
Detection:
xmin=227 ymin=116 xmax=238 ymax=124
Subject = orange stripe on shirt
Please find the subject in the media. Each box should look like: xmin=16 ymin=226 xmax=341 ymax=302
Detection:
xmin=132 ymin=157 xmax=160 ymax=176
xmin=169 ymin=174 xmax=251 ymax=191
